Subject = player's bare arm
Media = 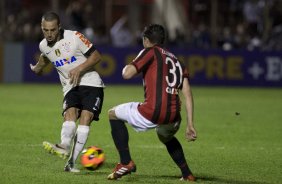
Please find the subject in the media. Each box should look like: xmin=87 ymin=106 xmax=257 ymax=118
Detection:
xmin=122 ymin=64 xmax=137 ymax=79
xmin=181 ymin=78 xmax=197 ymax=142
xmin=30 ymin=53 xmax=50 ymax=75
xmin=69 ymin=50 xmax=101 ymax=85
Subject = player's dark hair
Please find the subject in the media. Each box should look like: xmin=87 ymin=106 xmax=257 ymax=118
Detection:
xmin=142 ymin=24 xmax=165 ymax=45
xmin=42 ymin=12 xmax=60 ymax=25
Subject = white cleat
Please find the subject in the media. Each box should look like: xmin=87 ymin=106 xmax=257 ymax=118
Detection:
xmin=64 ymin=163 xmax=80 ymax=173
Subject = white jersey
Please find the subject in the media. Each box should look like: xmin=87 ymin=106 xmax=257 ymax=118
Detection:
xmin=39 ymin=29 xmax=105 ymax=95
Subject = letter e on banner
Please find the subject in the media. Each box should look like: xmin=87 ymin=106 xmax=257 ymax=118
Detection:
xmin=266 ymin=57 xmax=281 ymax=81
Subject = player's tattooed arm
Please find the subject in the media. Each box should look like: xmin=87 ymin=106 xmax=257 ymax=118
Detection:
xmin=30 ymin=53 xmax=50 ymax=75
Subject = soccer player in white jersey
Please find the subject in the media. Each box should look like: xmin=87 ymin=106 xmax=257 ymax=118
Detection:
xmin=30 ymin=12 xmax=105 ymax=172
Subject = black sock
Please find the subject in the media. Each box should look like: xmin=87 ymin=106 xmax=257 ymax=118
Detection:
xmin=164 ymin=137 xmax=193 ymax=177
xmin=110 ymin=119 xmax=131 ymax=164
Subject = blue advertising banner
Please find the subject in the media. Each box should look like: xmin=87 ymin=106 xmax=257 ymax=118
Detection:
xmin=0 ymin=45 xmax=3 ymax=82
xmin=23 ymin=43 xmax=282 ymax=87
xmin=171 ymin=48 xmax=282 ymax=87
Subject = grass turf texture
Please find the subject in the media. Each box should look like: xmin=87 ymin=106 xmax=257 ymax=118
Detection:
xmin=0 ymin=84 xmax=281 ymax=184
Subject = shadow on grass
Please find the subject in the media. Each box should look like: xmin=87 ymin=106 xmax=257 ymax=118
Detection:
xmin=72 ymin=163 xmax=270 ymax=184
xmin=74 ymin=161 xmax=118 ymax=176
xmin=135 ymin=174 xmax=270 ymax=184
xmin=195 ymin=175 xmax=269 ymax=184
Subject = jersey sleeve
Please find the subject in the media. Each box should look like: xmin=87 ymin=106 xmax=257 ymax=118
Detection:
xmin=74 ymin=31 xmax=95 ymax=55
xmin=131 ymin=48 xmax=154 ymax=73
xmin=178 ymin=61 xmax=189 ymax=89
xmin=39 ymin=40 xmax=47 ymax=57
xmin=179 ymin=61 xmax=189 ymax=78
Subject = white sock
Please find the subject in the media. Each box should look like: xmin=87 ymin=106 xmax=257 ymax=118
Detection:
xmin=70 ymin=125 xmax=90 ymax=164
xmin=60 ymin=121 xmax=76 ymax=150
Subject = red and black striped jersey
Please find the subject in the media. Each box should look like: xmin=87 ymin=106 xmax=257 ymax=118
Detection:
xmin=131 ymin=45 xmax=189 ymax=124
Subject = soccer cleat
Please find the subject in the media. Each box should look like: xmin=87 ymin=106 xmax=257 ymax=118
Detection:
xmin=180 ymin=174 xmax=196 ymax=182
xmin=107 ymin=161 xmax=137 ymax=180
xmin=64 ymin=162 xmax=80 ymax=173
xmin=42 ymin=141 xmax=70 ymax=159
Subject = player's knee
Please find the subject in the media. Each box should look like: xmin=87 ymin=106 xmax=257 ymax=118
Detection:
xmin=156 ymin=128 xmax=174 ymax=144
xmin=157 ymin=133 xmax=172 ymax=144
xmin=64 ymin=108 xmax=78 ymax=121
xmin=79 ymin=111 xmax=94 ymax=125
xmin=108 ymin=108 xmax=117 ymax=120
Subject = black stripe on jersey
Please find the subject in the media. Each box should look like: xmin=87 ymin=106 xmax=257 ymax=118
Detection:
xmin=143 ymin=82 xmax=147 ymax=100
xmin=140 ymin=57 xmax=154 ymax=72
xmin=152 ymin=48 xmax=163 ymax=123
xmin=175 ymin=96 xmax=180 ymax=120
xmin=134 ymin=48 xmax=150 ymax=63
xmin=178 ymin=61 xmax=186 ymax=89
xmin=163 ymin=92 xmax=171 ymax=123
xmin=133 ymin=48 xmax=153 ymax=72
xmin=83 ymin=46 xmax=96 ymax=58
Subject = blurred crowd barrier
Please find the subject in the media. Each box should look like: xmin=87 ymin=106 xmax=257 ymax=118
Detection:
xmin=1 ymin=43 xmax=281 ymax=87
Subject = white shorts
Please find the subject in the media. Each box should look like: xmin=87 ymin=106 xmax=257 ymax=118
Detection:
xmin=115 ymin=102 xmax=157 ymax=132
xmin=114 ymin=102 xmax=180 ymax=142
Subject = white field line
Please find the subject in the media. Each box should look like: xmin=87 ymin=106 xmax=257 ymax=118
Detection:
xmin=0 ymin=143 xmax=281 ymax=150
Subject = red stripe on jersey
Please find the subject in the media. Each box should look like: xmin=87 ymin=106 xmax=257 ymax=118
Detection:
xmin=132 ymin=46 xmax=188 ymax=124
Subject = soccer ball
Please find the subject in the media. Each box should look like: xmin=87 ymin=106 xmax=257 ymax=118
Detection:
xmin=81 ymin=146 xmax=105 ymax=170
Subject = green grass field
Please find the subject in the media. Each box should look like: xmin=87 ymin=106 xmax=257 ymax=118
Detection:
xmin=0 ymin=84 xmax=281 ymax=184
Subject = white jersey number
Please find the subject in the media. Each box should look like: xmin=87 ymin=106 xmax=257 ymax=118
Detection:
xmin=165 ymin=57 xmax=183 ymax=88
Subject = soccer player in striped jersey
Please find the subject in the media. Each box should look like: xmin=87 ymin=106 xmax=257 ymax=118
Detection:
xmin=30 ymin=12 xmax=105 ymax=172
xmin=107 ymin=24 xmax=197 ymax=181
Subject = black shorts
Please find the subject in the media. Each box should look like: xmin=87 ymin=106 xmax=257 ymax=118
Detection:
xmin=62 ymin=86 xmax=104 ymax=121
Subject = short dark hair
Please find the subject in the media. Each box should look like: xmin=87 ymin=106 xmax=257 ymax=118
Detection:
xmin=42 ymin=12 xmax=60 ymax=25
xmin=142 ymin=24 xmax=165 ymax=45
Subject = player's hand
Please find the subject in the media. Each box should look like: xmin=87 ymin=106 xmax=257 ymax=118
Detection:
xmin=30 ymin=63 xmax=36 ymax=71
xmin=185 ymin=126 xmax=197 ymax=142
xmin=69 ymin=67 xmax=82 ymax=86
xmin=30 ymin=63 xmax=42 ymax=75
